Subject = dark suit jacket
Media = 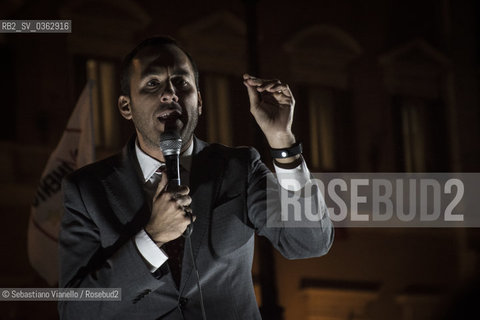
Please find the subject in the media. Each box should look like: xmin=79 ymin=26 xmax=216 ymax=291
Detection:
xmin=58 ymin=136 xmax=333 ymax=319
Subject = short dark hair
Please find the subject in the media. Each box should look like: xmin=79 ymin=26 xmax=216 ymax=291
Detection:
xmin=119 ymin=36 xmax=199 ymax=96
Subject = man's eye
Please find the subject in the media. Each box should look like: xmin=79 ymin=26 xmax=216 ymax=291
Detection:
xmin=174 ymin=79 xmax=189 ymax=88
xmin=146 ymin=80 xmax=159 ymax=87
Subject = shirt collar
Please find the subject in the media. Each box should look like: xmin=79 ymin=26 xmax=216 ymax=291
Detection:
xmin=135 ymin=138 xmax=194 ymax=183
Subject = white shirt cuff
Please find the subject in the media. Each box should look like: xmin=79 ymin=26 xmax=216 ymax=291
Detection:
xmin=134 ymin=229 xmax=168 ymax=272
xmin=273 ymin=159 xmax=311 ymax=191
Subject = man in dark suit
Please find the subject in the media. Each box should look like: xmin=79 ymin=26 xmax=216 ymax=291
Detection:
xmin=59 ymin=37 xmax=333 ymax=319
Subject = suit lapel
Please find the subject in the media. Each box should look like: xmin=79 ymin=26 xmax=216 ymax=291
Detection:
xmin=101 ymin=137 xmax=150 ymax=232
xmin=180 ymin=137 xmax=225 ymax=294
xmin=99 ymin=136 xmax=226 ymax=294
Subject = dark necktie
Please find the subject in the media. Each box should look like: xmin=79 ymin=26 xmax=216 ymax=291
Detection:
xmin=164 ymin=236 xmax=184 ymax=288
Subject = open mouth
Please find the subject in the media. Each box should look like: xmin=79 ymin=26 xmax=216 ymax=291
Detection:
xmin=157 ymin=110 xmax=182 ymax=122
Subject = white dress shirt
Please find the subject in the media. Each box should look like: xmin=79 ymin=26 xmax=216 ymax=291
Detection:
xmin=133 ymin=140 xmax=312 ymax=272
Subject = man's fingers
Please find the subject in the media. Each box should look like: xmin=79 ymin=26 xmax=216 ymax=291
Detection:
xmin=266 ymin=83 xmax=290 ymax=95
xmin=183 ymin=207 xmax=195 ymax=220
xmin=174 ymin=185 xmax=190 ymax=196
xmin=257 ymin=80 xmax=281 ymax=92
xmin=243 ymin=74 xmax=263 ymax=86
xmin=243 ymin=74 xmax=281 ymax=90
xmin=153 ymin=172 xmax=189 ymax=202
xmin=175 ymin=194 xmax=192 ymax=207
xmin=243 ymin=74 xmax=259 ymax=107
xmin=243 ymin=73 xmax=257 ymax=82
xmin=243 ymin=75 xmax=290 ymax=98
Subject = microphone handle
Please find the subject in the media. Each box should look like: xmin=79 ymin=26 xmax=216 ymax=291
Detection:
xmin=164 ymin=154 xmax=193 ymax=237
xmin=164 ymin=154 xmax=181 ymax=187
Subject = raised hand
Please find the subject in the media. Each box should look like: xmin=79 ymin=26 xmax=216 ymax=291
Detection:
xmin=242 ymin=74 xmax=296 ymax=149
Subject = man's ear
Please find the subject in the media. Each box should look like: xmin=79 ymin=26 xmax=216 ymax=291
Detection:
xmin=118 ymin=95 xmax=132 ymax=120
xmin=197 ymin=91 xmax=203 ymax=115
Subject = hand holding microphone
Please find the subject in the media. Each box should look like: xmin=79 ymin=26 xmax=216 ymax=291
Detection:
xmin=145 ymin=172 xmax=193 ymax=246
xmin=145 ymin=128 xmax=195 ymax=246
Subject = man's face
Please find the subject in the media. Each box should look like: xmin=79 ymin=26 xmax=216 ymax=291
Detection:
xmin=119 ymin=44 xmax=202 ymax=151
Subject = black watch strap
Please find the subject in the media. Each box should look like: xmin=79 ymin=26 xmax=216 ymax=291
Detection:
xmin=273 ymin=155 xmax=304 ymax=169
xmin=270 ymin=142 xmax=303 ymax=159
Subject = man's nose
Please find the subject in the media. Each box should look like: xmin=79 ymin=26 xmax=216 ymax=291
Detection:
xmin=161 ymin=81 xmax=179 ymax=103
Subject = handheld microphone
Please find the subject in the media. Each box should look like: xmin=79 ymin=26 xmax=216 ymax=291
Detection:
xmin=159 ymin=127 xmax=193 ymax=238
xmin=159 ymin=129 xmax=182 ymax=188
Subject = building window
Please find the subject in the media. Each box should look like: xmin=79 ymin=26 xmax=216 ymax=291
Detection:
xmin=305 ymin=86 xmax=354 ymax=171
xmin=85 ymin=59 xmax=122 ymax=150
xmin=393 ymin=96 xmax=449 ymax=172
xmin=202 ymin=73 xmax=233 ymax=146
xmin=308 ymin=88 xmax=336 ymax=171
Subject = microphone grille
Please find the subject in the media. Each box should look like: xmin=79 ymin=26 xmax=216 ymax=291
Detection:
xmin=159 ymin=131 xmax=182 ymax=156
